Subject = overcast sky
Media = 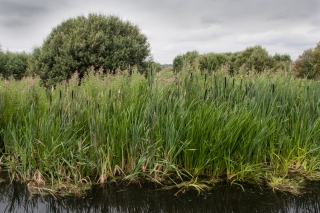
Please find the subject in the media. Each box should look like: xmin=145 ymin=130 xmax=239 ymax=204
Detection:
xmin=0 ymin=0 xmax=319 ymax=64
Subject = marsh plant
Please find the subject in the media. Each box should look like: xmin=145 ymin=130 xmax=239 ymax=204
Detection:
xmin=1 ymin=65 xmax=320 ymax=195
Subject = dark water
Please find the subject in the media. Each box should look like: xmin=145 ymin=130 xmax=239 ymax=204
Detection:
xmin=0 ymin=175 xmax=320 ymax=213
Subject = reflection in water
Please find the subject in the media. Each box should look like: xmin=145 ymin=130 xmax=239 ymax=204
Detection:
xmin=0 ymin=175 xmax=320 ymax=213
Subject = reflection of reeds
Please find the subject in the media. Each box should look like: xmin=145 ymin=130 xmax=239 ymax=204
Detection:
xmin=1 ymin=66 xmax=320 ymax=195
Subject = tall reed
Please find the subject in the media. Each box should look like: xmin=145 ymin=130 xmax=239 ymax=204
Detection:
xmin=1 ymin=66 xmax=320 ymax=193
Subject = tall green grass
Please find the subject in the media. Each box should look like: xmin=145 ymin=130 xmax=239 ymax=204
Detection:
xmin=1 ymin=66 xmax=320 ymax=192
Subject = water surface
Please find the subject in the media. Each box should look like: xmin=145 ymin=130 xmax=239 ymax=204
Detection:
xmin=0 ymin=175 xmax=319 ymax=213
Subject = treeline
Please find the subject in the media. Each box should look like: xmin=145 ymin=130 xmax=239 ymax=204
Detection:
xmin=173 ymin=43 xmax=320 ymax=79
xmin=0 ymin=11 xmax=319 ymax=85
xmin=173 ymin=45 xmax=291 ymax=74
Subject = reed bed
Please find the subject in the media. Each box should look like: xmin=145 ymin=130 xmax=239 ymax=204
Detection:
xmin=1 ymin=66 xmax=320 ymax=194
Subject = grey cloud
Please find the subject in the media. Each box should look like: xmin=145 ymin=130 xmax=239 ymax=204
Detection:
xmin=297 ymin=14 xmax=309 ymax=19
xmin=1 ymin=0 xmax=319 ymax=63
xmin=267 ymin=15 xmax=287 ymax=21
xmin=200 ymin=15 xmax=222 ymax=25
xmin=0 ymin=0 xmax=48 ymax=17
xmin=312 ymin=19 xmax=320 ymax=27
xmin=0 ymin=0 xmax=73 ymax=29
xmin=0 ymin=18 xmax=25 ymax=28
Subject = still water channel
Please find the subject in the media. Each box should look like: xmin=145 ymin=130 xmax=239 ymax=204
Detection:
xmin=0 ymin=174 xmax=319 ymax=213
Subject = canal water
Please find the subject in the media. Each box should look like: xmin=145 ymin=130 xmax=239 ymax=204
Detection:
xmin=0 ymin=175 xmax=319 ymax=213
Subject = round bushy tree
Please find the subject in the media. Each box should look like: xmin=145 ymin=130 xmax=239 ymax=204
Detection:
xmin=28 ymin=13 xmax=151 ymax=87
xmin=234 ymin=45 xmax=274 ymax=72
xmin=294 ymin=42 xmax=320 ymax=79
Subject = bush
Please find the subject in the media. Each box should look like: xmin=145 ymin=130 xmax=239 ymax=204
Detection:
xmin=198 ymin=53 xmax=231 ymax=72
xmin=272 ymin=53 xmax=292 ymax=71
xmin=27 ymin=13 xmax=151 ymax=87
xmin=0 ymin=50 xmax=30 ymax=79
xmin=142 ymin=60 xmax=162 ymax=74
xmin=234 ymin=45 xmax=274 ymax=73
xmin=294 ymin=42 xmax=320 ymax=79
xmin=172 ymin=50 xmax=199 ymax=72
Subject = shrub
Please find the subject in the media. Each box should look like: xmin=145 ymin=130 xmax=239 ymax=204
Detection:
xmin=0 ymin=50 xmax=30 ymax=79
xmin=198 ymin=53 xmax=231 ymax=72
xmin=294 ymin=42 xmax=320 ymax=79
xmin=234 ymin=45 xmax=274 ymax=73
xmin=142 ymin=60 xmax=162 ymax=74
xmin=27 ymin=13 xmax=151 ymax=87
xmin=172 ymin=50 xmax=199 ymax=72
xmin=272 ymin=53 xmax=292 ymax=71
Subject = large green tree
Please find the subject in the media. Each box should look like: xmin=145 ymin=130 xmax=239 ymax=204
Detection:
xmin=28 ymin=14 xmax=151 ymax=87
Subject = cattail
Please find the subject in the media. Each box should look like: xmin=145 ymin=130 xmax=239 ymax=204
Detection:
xmin=214 ymin=75 xmax=217 ymax=87
xmin=71 ymin=90 xmax=74 ymax=100
xmin=204 ymin=88 xmax=208 ymax=100
xmin=224 ymin=77 xmax=227 ymax=89
xmin=60 ymin=90 xmax=62 ymax=100
xmin=272 ymin=84 xmax=275 ymax=93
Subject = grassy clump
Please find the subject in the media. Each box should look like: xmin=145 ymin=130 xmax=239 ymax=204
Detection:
xmin=1 ymin=66 xmax=320 ymax=195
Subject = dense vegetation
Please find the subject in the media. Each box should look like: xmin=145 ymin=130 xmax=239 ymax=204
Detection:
xmin=1 ymin=13 xmax=320 ymax=195
xmin=294 ymin=42 xmax=320 ymax=79
xmin=0 ymin=48 xmax=30 ymax=80
xmin=1 ymin=65 xmax=320 ymax=195
xmin=173 ymin=45 xmax=292 ymax=75
xmin=27 ymin=14 xmax=151 ymax=87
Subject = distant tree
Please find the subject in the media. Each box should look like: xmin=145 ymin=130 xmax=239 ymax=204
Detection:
xmin=273 ymin=53 xmax=291 ymax=63
xmin=272 ymin=53 xmax=292 ymax=71
xmin=0 ymin=48 xmax=5 ymax=77
xmin=28 ymin=13 xmax=151 ymax=87
xmin=294 ymin=42 xmax=320 ymax=79
xmin=172 ymin=50 xmax=199 ymax=72
xmin=0 ymin=50 xmax=30 ymax=79
xmin=198 ymin=53 xmax=230 ymax=72
xmin=234 ymin=45 xmax=274 ymax=72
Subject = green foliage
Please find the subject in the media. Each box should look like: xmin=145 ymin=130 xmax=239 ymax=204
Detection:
xmin=27 ymin=13 xmax=151 ymax=87
xmin=198 ymin=53 xmax=231 ymax=72
xmin=0 ymin=50 xmax=30 ymax=80
xmin=172 ymin=50 xmax=199 ymax=72
xmin=273 ymin=53 xmax=291 ymax=63
xmin=294 ymin=42 xmax=320 ymax=79
xmin=234 ymin=45 xmax=274 ymax=72
xmin=272 ymin=53 xmax=292 ymax=72
xmin=1 ymin=67 xmax=320 ymax=194
xmin=142 ymin=60 xmax=162 ymax=74
xmin=139 ymin=55 xmax=162 ymax=74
